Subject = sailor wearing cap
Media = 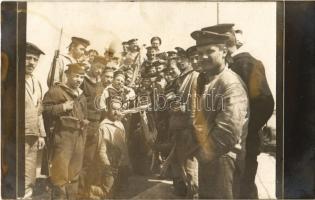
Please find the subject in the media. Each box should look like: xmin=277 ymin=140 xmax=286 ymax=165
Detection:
xmin=42 ymin=62 xmax=88 ymax=199
xmin=47 ymin=36 xmax=90 ymax=88
xmin=141 ymin=46 xmax=159 ymax=78
xmin=203 ymin=24 xmax=275 ymax=199
xmin=79 ymin=56 xmax=109 ymax=196
xmin=166 ymin=46 xmax=200 ymax=198
xmin=24 ymin=42 xmax=46 ymax=199
xmin=191 ymin=28 xmax=249 ymax=199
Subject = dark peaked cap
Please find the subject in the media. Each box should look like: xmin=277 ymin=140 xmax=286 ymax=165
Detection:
xmin=167 ymin=51 xmax=177 ymax=59
xmin=66 ymin=63 xmax=86 ymax=74
xmin=175 ymin=47 xmax=187 ymax=57
xmin=128 ymin=38 xmax=138 ymax=44
xmin=27 ymin=42 xmax=45 ymax=55
xmin=186 ymin=46 xmax=197 ymax=56
xmin=201 ymin=23 xmax=235 ymax=34
xmin=71 ymin=37 xmax=90 ymax=47
xmin=191 ymin=30 xmax=230 ymax=46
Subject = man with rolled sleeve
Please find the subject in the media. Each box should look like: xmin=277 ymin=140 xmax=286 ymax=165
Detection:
xmin=190 ymin=29 xmax=249 ymax=199
xmin=24 ymin=42 xmax=46 ymax=199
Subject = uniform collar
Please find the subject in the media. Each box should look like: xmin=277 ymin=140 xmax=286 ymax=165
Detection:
xmin=58 ymin=83 xmax=83 ymax=97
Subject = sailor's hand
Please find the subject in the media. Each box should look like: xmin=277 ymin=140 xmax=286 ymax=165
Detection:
xmin=37 ymin=137 xmax=45 ymax=150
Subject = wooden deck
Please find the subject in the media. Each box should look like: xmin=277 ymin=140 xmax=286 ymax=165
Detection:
xmin=35 ymin=152 xmax=276 ymax=199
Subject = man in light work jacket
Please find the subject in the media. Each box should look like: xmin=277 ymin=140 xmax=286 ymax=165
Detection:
xmin=190 ymin=28 xmax=249 ymax=199
xmin=47 ymin=37 xmax=90 ymax=87
xmin=201 ymin=24 xmax=275 ymax=198
xmin=25 ymin=42 xmax=46 ymax=199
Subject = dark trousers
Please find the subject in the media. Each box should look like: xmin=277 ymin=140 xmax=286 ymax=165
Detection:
xmin=239 ymin=127 xmax=260 ymax=199
xmin=171 ymin=128 xmax=199 ymax=198
xmin=198 ymin=155 xmax=238 ymax=199
xmin=50 ymin=130 xmax=86 ymax=199
xmin=51 ymin=181 xmax=79 ymax=200
xmin=240 ymin=96 xmax=274 ymax=199
xmin=79 ymin=122 xmax=100 ymax=193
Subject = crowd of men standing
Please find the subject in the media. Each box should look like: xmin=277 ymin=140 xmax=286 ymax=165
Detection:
xmin=24 ymin=23 xmax=274 ymax=199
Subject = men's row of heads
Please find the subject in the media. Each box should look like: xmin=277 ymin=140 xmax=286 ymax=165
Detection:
xmin=26 ymin=23 xmax=245 ymax=85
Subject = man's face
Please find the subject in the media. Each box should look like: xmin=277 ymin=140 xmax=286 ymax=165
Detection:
xmin=90 ymin=63 xmax=103 ymax=79
xmin=168 ymin=61 xmax=180 ymax=78
xmin=66 ymin=72 xmax=85 ymax=89
xmin=108 ymin=101 xmax=123 ymax=121
xmin=146 ymin=49 xmax=156 ymax=60
xmin=89 ymin=51 xmax=97 ymax=63
xmin=72 ymin=43 xmax=86 ymax=60
xmin=122 ymin=44 xmax=129 ymax=53
xmin=189 ymin=53 xmax=202 ymax=72
xmin=102 ymin=71 xmax=114 ymax=87
xmin=112 ymin=75 xmax=125 ymax=90
xmin=196 ymin=44 xmax=226 ymax=72
xmin=176 ymin=56 xmax=190 ymax=72
xmin=151 ymin=39 xmax=160 ymax=50
xmin=149 ymin=66 xmax=157 ymax=75
xmin=156 ymin=64 xmax=165 ymax=73
xmin=25 ymin=53 xmax=40 ymax=75
xmin=164 ymin=73 xmax=173 ymax=83
xmin=129 ymin=41 xmax=138 ymax=51
xmin=142 ymin=79 xmax=151 ymax=89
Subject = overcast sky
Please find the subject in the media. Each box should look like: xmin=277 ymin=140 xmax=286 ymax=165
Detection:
xmin=27 ymin=2 xmax=276 ymax=98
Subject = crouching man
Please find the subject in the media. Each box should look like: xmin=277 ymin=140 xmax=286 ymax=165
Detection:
xmin=87 ymin=96 xmax=130 ymax=199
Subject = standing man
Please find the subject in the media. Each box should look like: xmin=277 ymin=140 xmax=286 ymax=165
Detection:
xmin=79 ymin=56 xmax=107 ymax=196
xmin=24 ymin=42 xmax=46 ymax=198
xmin=42 ymin=63 xmax=88 ymax=199
xmin=47 ymin=37 xmax=90 ymax=87
xmin=141 ymin=46 xmax=158 ymax=78
xmin=167 ymin=47 xmax=199 ymax=198
xmin=202 ymin=24 xmax=275 ymax=198
xmin=191 ymin=29 xmax=249 ymax=199
xmin=150 ymin=36 xmax=162 ymax=53
xmin=150 ymin=36 xmax=167 ymax=60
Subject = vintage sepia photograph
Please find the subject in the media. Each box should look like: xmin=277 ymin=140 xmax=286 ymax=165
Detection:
xmin=2 ymin=1 xmax=279 ymax=199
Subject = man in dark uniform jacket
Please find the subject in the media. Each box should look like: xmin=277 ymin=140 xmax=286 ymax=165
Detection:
xmin=79 ymin=56 xmax=107 ymax=196
xmin=42 ymin=63 xmax=88 ymax=199
xmin=166 ymin=47 xmax=199 ymax=198
xmin=202 ymin=24 xmax=275 ymax=198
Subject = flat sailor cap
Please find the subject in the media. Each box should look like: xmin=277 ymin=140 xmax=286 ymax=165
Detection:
xmin=26 ymin=42 xmax=45 ymax=55
xmin=71 ymin=37 xmax=90 ymax=47
xmin=191 ymin=30 xmax=230 ymax=46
